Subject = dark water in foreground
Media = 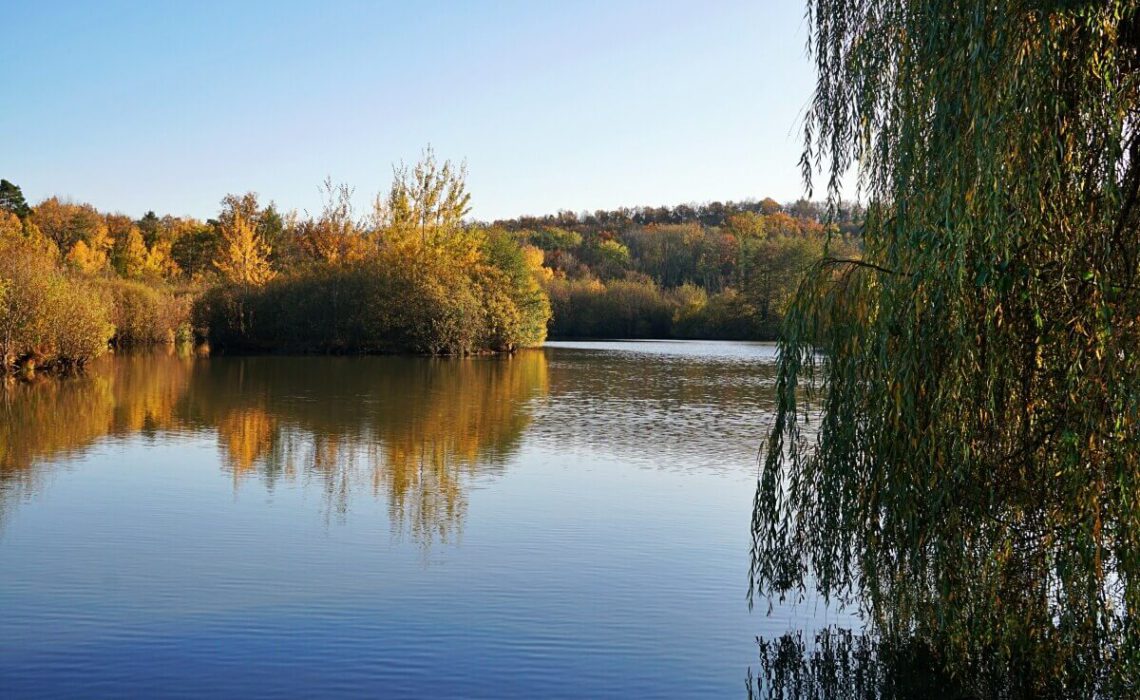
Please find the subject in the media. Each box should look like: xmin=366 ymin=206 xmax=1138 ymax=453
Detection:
xmin=0 ymin=341 xmax=851 ymax=698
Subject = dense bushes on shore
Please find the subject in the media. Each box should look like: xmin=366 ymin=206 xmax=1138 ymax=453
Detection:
xmin=546 ymin=276 xmax=674 ymax=338
xmin=96 ymin=279 xmax=192 ymax=346
xmin=0 ymin=239 xmax=192 ymax=371
xmin=196 ymin=240 xmax=549 ymax=355
xmin=0 ymin=183 xmax=191 ymax=372
xmin=0 ymin=235 xmax=113 ymax=370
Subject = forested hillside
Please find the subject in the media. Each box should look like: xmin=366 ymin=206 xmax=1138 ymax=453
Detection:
xmin=492 ymin=198 xmax=862 ymax=339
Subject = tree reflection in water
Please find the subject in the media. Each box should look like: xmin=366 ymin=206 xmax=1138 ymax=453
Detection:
xmin=748 ymin=628 xmax=974 ymax=700
xmin=0 ymin=349 xmax=548 ymax=545
xmin=198 ymin=354 xmax=548 ymax=542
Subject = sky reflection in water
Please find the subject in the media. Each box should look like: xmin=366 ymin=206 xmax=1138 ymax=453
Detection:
xmin=0 ymin=341 xmax=851 ymax=699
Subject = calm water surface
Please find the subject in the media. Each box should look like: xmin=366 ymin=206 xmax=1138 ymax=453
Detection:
xmin=0 ymin=340 xmax=850 ymax=698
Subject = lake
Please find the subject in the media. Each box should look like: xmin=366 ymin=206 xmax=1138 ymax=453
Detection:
xmin=0 ymin=340 xmax=851 ymax=699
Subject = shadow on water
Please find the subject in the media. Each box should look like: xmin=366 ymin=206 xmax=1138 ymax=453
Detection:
xmin=747 ymin=628 xmax=976 ymax=700
xmin=747 ymin=463 xmax=1140 ymax=698
xmin=747 ymin=505 xmax=1139 ymax=699
xmin=0 ymin=348 xmax=548 ymax=545
xmin=748 ymin=621 xmax=1140 ymax=699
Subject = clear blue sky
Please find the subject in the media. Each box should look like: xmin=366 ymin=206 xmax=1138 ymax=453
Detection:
xmin=1 ymin=1 xmax=818 ymax=222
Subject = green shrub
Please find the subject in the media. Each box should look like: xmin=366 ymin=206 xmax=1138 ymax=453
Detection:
xmin=546 ymin=275 xmax=675 ymax=338
xmin=672 ymin=288 xmax=761 ymax=340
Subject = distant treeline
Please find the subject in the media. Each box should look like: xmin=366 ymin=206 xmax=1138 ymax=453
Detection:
xmin=490 ymin=197 xmax=864 ymax=235
xmin=491 ymin=197 xmax=862 ymax=339
xmin=0 ymin=154 xmax=861 ymax=370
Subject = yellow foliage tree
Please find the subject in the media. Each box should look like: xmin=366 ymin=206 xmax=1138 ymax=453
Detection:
xmin=0 ymin=213 xmax=57 ymax=258
xmin=297 ymin=180 xmax=372 ymax=264
xmin=215 ymin=213 xmax=274 ymax=285
xmin=18 ymin=220 xmax=59 ymax=258
xmin=66 ymin=239 xmax=108 ymax=275
xmin=0 ymin=211 xmax=21 ymax=239
xmin=33 ymin=198 xmax=110 ymax=254
xmin=62 ymin=212 xmax=113 ymax=274
xmin=144 ymin=239 xmax=180 ymax=279
xmin=521 ymin=245 xmax=553 ymax=282
xmin=115 ymin=227 xmax=148 ymax=278
xmin=374 ymin=146 xmax=472 ymax=250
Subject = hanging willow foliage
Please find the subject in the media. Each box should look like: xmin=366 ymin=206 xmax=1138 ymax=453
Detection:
xmin=751 ymin=1 xmax=1140 ymax=695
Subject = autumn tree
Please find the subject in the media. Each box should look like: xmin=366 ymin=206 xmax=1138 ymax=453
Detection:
xmin=295 ymin=179 xmax=371 ymax=264
xmin=375 ymin=146 xmax=471 ymax=246
xmin=479 ymin=229 xmax=552 ymax=349
xmin=0 ymin=212 xmax=22 ymax=239
xmin=215 ymin=210 xmax=274 ymax=286
xmin=112 ymin=227 xmax=149 ymax=279
xmin=725 ymin=211 xmax=766 ymax=239
xmin=33 ymin=198 xmax=109 ymax=254
xmin=66 ymin=239 xmax=110 ymax=275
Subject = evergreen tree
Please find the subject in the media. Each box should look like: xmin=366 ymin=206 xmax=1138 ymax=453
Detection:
xmin=0 ymin=179 xmax=31 ymax=219
xmin=137 ymin=211 xmax=161 ymax=247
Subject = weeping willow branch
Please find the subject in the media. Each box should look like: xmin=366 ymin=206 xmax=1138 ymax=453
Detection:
xmin=820 ymin=257 xmax=910 ymax=277
xmin=752 ymin=1 xmax=1140 ymax=695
